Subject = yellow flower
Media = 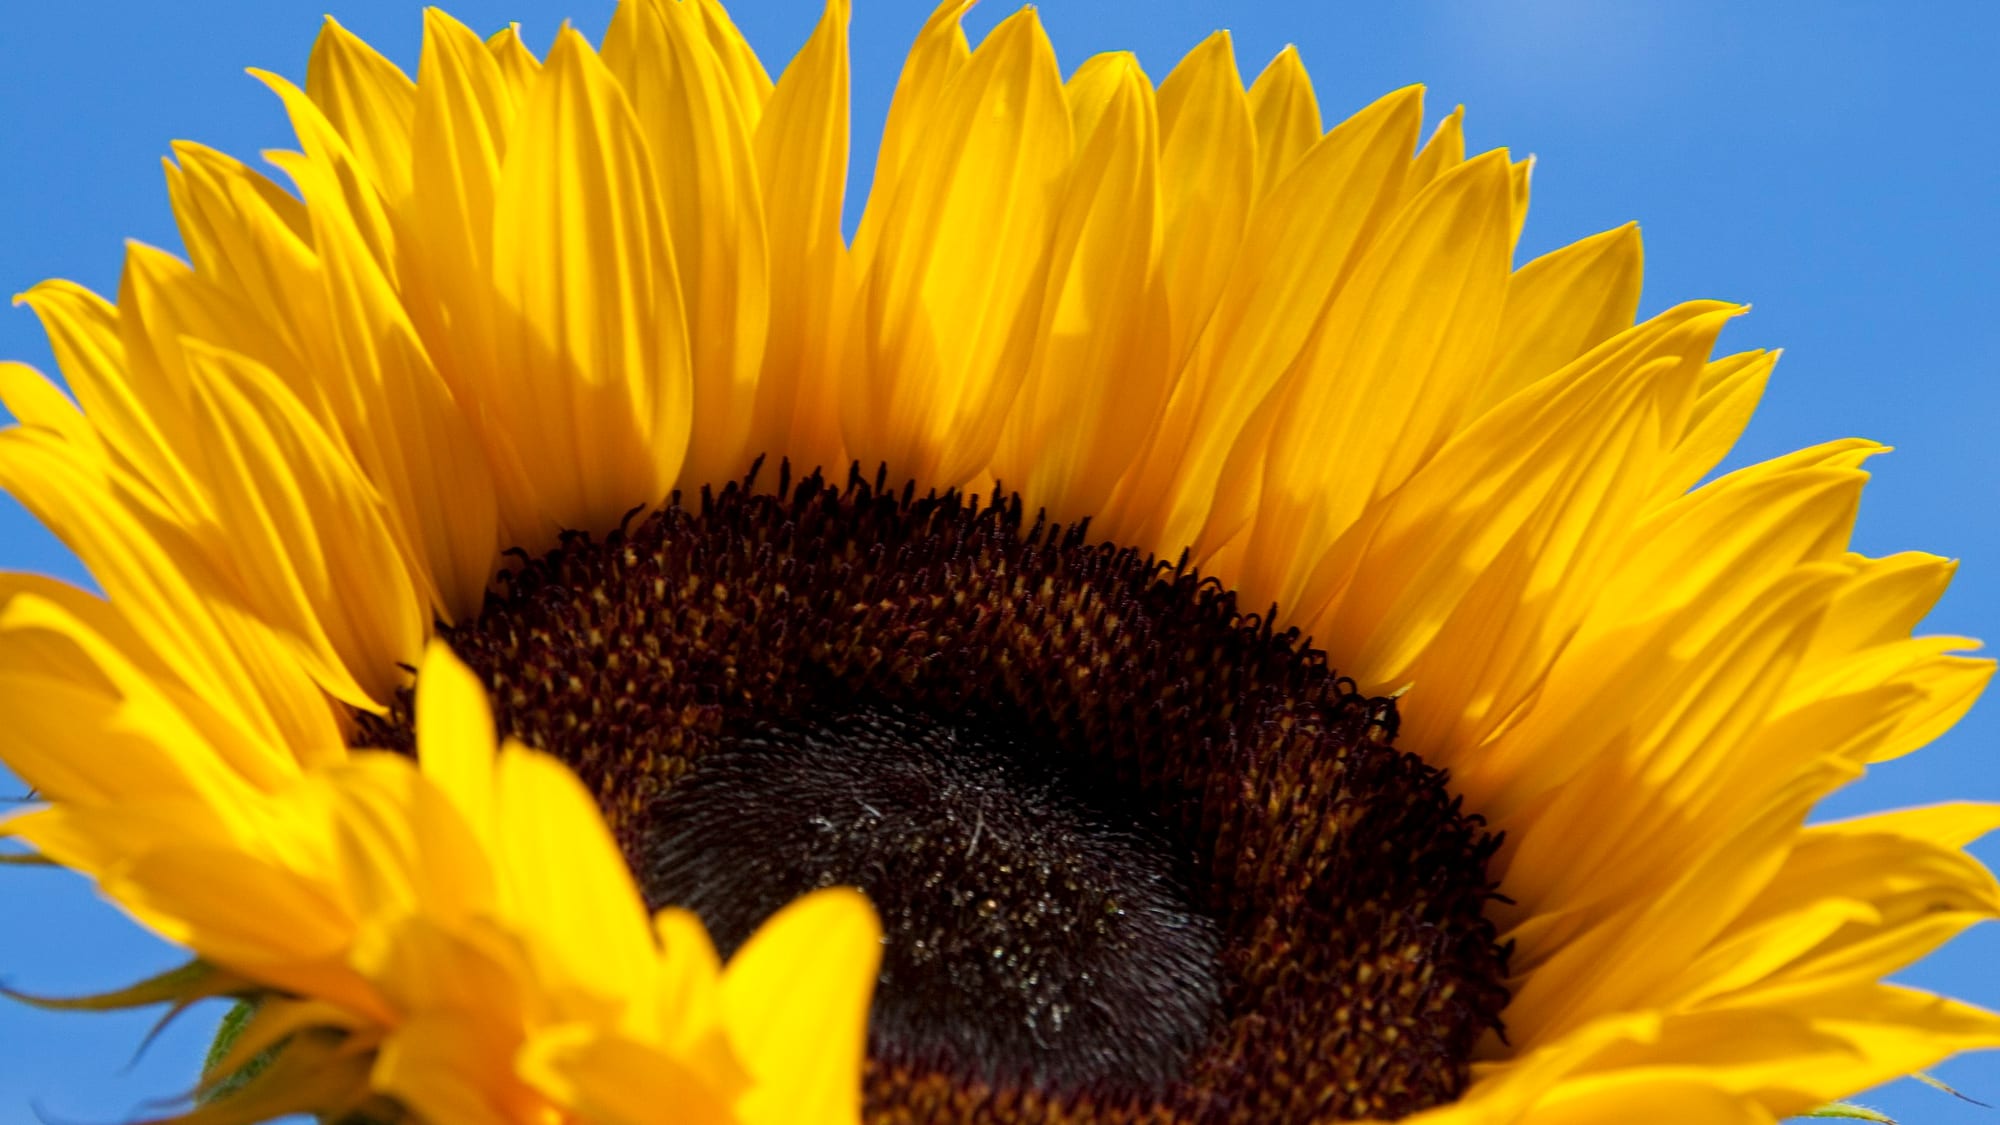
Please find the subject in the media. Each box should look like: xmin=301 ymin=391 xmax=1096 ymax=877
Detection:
xmin=1 ymin=1 xmax=1995 ymax=1123
xmin=2 ymin=632 xmax=875 ymax=1124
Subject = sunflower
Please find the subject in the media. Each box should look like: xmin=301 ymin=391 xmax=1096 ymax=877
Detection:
xmin=2 ymin=1 xmax=1995 ymax=1123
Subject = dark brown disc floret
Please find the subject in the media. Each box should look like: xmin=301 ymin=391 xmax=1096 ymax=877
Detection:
xmin=358 ymin=464 xmax=1510 ymax=1123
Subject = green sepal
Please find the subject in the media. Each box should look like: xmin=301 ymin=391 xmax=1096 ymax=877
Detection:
xmin=200 ymin=1000 xmax=267 ymax=1105
xmin=166 ymin=1027 xmax=376 ymax=1125
xmin=200 ymin=1001 xmax=407 ymax=1124
xmin=1914 ymin=1072 xmax=1992 ymax=1107
xmin=1793 ymin=1071 xmax=1995 ymax=1123
xmin=1798 ymin=1104 xmax=1897 ymax=1123
xmin=1 ymin=958 xmax=247 ymax=1012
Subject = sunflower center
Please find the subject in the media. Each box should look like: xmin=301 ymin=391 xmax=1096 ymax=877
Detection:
xmin=358 ymin=465 xmax=1512 ymax=1123
xmin=644 ymin=703 xmax=1221 ymax=1093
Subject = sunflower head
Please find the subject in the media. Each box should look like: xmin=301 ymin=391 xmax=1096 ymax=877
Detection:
xmin=351 ymin=466 xmax=1514 ymax=1117
xmin=1 ymin=2 xmax=1996 ymax=1124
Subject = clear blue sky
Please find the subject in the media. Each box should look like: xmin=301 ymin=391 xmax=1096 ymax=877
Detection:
xmin=2 ymin=2 xmax=1995 ymax=1121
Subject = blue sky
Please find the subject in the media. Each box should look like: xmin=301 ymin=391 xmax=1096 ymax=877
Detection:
xmin=1 ymin=1 xmax=1996 ymax=1121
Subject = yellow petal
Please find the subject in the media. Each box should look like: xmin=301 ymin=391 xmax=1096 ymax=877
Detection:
xmin=316 ymin=9 xmax=509 ymax=618
xmin=602 ymin=0 xmax=771 ymax=488
xmin=748 ymin=0 xmax=854 ymax=475
xmin=1310 ymin=348 xmax=1689 ymax=721
xmin=1107 ymin=85 xmax=1423 ymax=558
xmin=493 ymin=743 xmax=654 ymax=1010
xmin=1496 ymin=571 xmax=1847 ymax=1034
xmin=12 ymin=283 xmax=134 ymax=466
xmin=39 ymin=790 xmax=348 ymax=960
xmin=114 ymin=242 xmax=304 ymax=435
xmin=843 ymin=7 xmax=1071 ymax=485
xmin=0 ymin=428 xmax=345 ymax=763
xmin=647 ymin=907 xmax=742 ymax=1084
xmin=1503 ymin=747 xmax=1808 ymax=1047
xmin=1674 ymin=806 xmax=2000 ymax=1004
xmin=854 ymin=0 xmax=976 ymax=276
xmin=1869 ymin=650 xmax=1988 ymax=766
xmin=1246 ymin=149 xmax=1515 ymax=611
xmin=354 ymin=912 xmax=526 ymax=1028
xmin=305 ymin=16 xmax=417 ymax=202
xmin=1152 ymin=32 xmax=1255 ymax=372
xmin=163 ymin=142 xmax=321 ymax=387
xmin=1465 ymin=985 xmax=2000 ymax=1119
xmin=371 ymin=1011 xmax=528 ymax=1125
xmin=486 ymin=24 xmax=542 ymax=94
xmin=105 ymin=247 xmax=236 ymax=526
xmin=1654 ymin=348 xmax=1778 ymax=496
xmin=1534 ymin=1077 xmax=1781 ymax=1125
xmin=0 ymin=587 xmax=288 ymax=806
xmin=1247 ymin=46 xmax=1324 ymax=198
xmin=722 ymin=888 xmax=881 ymax=1125
xmin=516 ymin=897 xmax=752 ymax=1122
xmin=408 ymin=643 xmax=497 ymax=858
xmin=1773 ymin=551 xmax=1991 ymax=768
xmin=181 ymin=340 xmax=425 ymax=710
xmin=519 ymin=1024 xmax=736 ymax=1125
xmin=1821 ymin=801 xmax=2000 ymax=849
xmin=5 ymin=801 xmax=202 ymax=887
xmin=693 ymin=0 xmax=776 ymax=127
xmin=107 ymin=844 xmax=385 ymax=1016
xmin=277 ymin=87 xmax=508 ymax=560
xmin=1480 ymin=222 xmax=1645 ymax=414
xmin=490 ymin=27 xmax=696 ymax=537
xmin=1773 ymin=984 xmax=2000 ymax=1105
xmin=254 ymin=71 xmax=401 ymax=286
xmin=324 ymin=752 xmax=507 ymax=933
xmin=1509 ymin=154 xmax=1534 ymax=244
xmin=318 ymin=759 xmax=432 ymax=921
xmin=1461 ymin=435 xmax=1859 ymax=812
xmin=408 ymin=6 xmax=520 ymax=364
xmin=1320 ymin=305 xmax=1738 ymax=757
xmin=993 ymin=53 xmax=1169 ymax=522
xmin=1407 ymin=105 xmax=1465 ymax=194
xmin=0 ymin=361 xmax=96 ymax=452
